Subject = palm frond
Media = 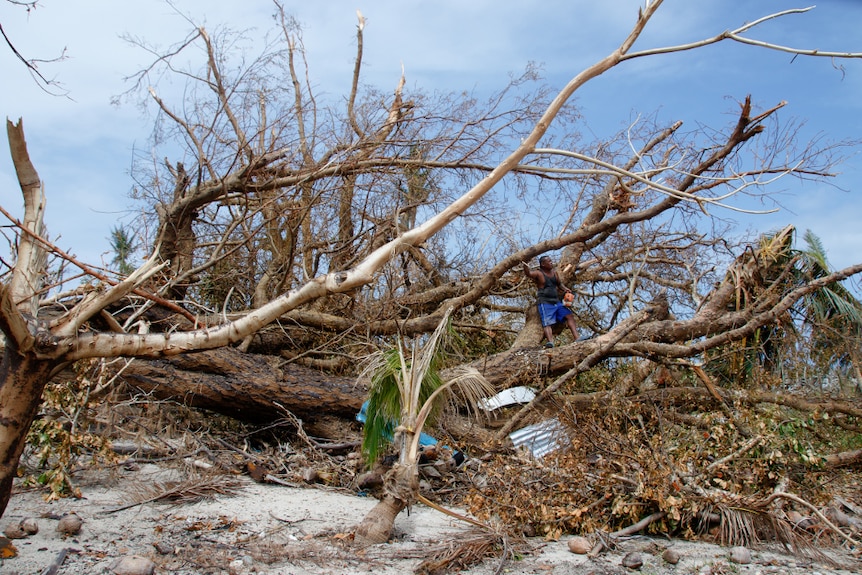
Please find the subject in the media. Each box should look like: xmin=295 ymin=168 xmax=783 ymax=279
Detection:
xmin=416 ymin=528 xmax=521 ymax=575
xmin=406 ymin=307 xmax=454 ymax=415
xmin=801 ymin=228 xmax=830 ymax=277
xmin=818 ymin=286 xmax=862 ymax=323
xmin=437 ymin=365 xmax=496 ymax=421
xmin=410 ymin=365 xmax=495 ymax=460
xmin=359 ymin=348 xmax=405 ymax=466
xmin=710 ymin=499 xmax=842 ymax=567
xmin=796 ymin=230 xmax=862 ymax=328
xmin=758 ymin=225 xmax=795 ymax=264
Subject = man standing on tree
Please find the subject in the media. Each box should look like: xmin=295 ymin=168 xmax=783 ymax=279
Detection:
xmin=522 ymin=255 xmax=579 ymax=348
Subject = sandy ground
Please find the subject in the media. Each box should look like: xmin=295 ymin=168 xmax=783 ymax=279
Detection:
xmin=1 ymin=462 xmax=859 ymax=575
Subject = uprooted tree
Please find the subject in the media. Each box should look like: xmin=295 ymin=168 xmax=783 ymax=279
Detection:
xmin=2 ymin=0 xmax=862 ymax=525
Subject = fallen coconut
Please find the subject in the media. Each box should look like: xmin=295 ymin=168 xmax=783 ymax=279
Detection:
xmin=4 ymin=518 xmax=37 ymax=539
xmin=567 ymin=536 xmax=592 ymax=554
xmin=3 ymin=522 xmax=27 ymax=539
xmin=729 ymin=546 xmax=752 ymax=564
xmin=622 ymin=551 xmax=643 ymax=569
xmin=662 ymin=547 xmax=680 ymax=564
xmin=20 ymin=518 xmax=39 ymax=535
xmin=57 ymin=512 xmax=83 ymax=536
xmin=110 ymin=554 xmax=156 ymax=575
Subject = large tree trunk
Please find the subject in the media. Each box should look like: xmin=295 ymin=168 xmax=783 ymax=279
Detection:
xmin=0 ymin=119 xmax=56 ymax=519
xmin=106 ymin=249 xmax=855 ymax=430
xmin=0 ymin=350 xmax=57 ymax=517
xmin=114 ymin=343 xmax=579 ymax=425
xmin=116 ymin=347 xmax=366 ymax=422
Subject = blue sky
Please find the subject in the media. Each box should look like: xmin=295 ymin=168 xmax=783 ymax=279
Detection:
xmin=2 ymin=0 xmax=861 ymax=278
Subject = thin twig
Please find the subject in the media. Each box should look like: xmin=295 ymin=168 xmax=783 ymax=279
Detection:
xmin=707 ymin=435 xmax=763 ymax=472
xmin=263 ymin=474 xmax=302 ymax=488
xmin=417 ymin=493 xmax=492 ymax=530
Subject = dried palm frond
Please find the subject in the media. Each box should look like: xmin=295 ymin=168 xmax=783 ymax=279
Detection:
xmin=415 ymin=529 xmax=524 ymax=575
xmin=104 ymin=474 xmax=245 ymax=513
xmin=141 ymin=475 xmax=245 ymax=504
xmin=246 ymin=538 xmax=345 ymax=567
xmin=687 ymin=496 xmax=843 ymax=568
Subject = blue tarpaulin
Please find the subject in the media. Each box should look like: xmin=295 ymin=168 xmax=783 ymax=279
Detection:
xmin=356 ymin=401 xmax=438 ymax=447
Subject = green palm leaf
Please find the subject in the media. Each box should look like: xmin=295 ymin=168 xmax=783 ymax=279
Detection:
xmin=358 ymin=307 xmax=494 ymax=467
xmin=799 ymin=230 xmax=862 ymax=326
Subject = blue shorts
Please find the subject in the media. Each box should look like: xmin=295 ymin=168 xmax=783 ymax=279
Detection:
xmin=537 ymin=303 xmax=572 ymax=327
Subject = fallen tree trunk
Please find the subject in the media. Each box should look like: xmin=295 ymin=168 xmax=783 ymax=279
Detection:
xmin=823 ymin=449 xmax=862 ymax=468
xmin=116 ymin=347 xmax=366 ymax=422
xmin=112 ymin=305 xmax=862 ymax=429
xmin=103 ymin=239 xmax=862 ymax=430
xmin=112 ymin=341 xmax=605 ymax=425
xmin=114 ymin=340 xmax=601 ymax=424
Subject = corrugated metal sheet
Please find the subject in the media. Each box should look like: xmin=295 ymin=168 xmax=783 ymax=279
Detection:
xmin=509 ymin=418 xmax=566 ymax=459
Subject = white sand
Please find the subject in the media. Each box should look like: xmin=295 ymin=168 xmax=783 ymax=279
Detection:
xmin=2 ymin=462 xmax=857 ymax=574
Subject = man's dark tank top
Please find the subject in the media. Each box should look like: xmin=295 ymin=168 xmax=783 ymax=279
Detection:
xmin=537 ymin=271 xmax=561 ymax=304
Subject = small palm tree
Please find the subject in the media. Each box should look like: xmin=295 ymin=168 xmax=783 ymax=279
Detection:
xmin=705 ymin=227 xmax=862 ymax=390
xmin=794 ymin=230 xmax=862 ymax=387
xmin=353 ymin=307 xmax=495 ymax=546
xmin=725 ymin=228 xmax=862 ymax=386
xmin=108 ymin=225 xmax=137 ymax=276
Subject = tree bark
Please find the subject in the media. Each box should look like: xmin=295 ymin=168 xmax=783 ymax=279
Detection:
xmin=116 ymin=347 xmax=366 ymax=422
xmin=0 ymin=119 xmax=57 ymax=519
xmin=0 ymin=350 xmax=56 ymax=518
xmin=116 ymin=343 xmax=576 ymax=424
xmin=823 ymin=449 xmax=862 ymax=468
xmin=353 ymin=462 xmax=418 ymax=546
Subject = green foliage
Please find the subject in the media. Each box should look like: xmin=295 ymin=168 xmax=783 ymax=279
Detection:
xmin=797 ymin=230 xmax=862 ymax=371
xmin=21 ymin=365 xmax=117 ymax=500
xmin=360 ymin=338 xmax=446 ymax=467
xmin=703 ymin=227 xmax=862 ymax=391
xmin=108 ymin=225 xmax=137 ymax=276
xmin=359 ymin=309 xmax=494 ymax=467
